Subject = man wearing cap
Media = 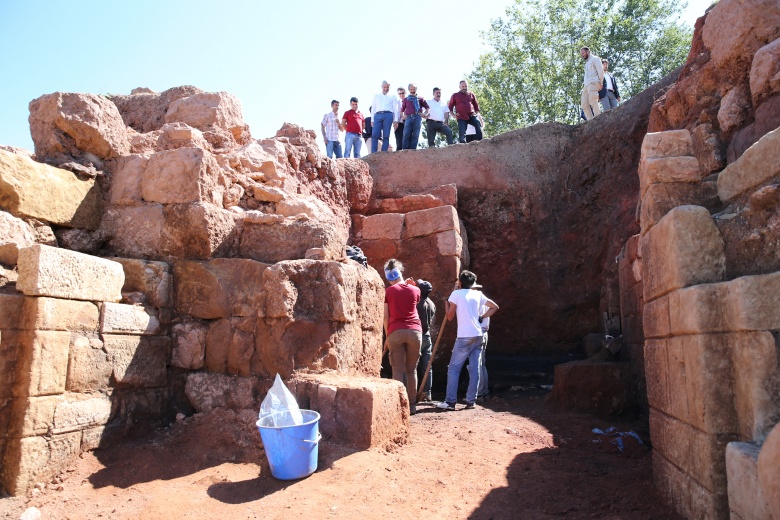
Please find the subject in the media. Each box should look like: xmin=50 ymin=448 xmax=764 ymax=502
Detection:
xmin=426 ymin=87 xmax=454 ymax=147
xmin=342 ymin=97 xmax=365 ymax=158
xmin=400 ymin=83 xmax=429 ymax=150
xmin=371 ymin=81 xmax=400 ymax=153
xmin=437 ymin=271 xmax=499 ymax=411
xmin=415 ymin=280 xmax=436 ymax=401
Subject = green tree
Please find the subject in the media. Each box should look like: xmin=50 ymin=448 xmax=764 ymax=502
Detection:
xmin=469 ymin=0 xmax=694 ymax=135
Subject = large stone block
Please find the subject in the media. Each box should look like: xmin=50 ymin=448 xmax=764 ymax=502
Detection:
xmin=184 ymin=372 xmax=268 ymax=412
xmin=205 ymin=317 xmax=256 ymax=376
xmin=0 ymin=210 xmax=36 ymax=265
xmin=170 ymin=320 xmax=206 ymax=370
xmin=6 ymin=395 xmax=62 ymax=436
xmin=2 ymin=431 xmax=81 ymax=496
xmin=638 ymin=156 xmax=701 ymax=198
xmin=161 ymin=202 xmax=241 ymax=260
xmin=165 ymin=92 xmax=245 ymax=136
xmin=361 ymin=213 xmax=404 ymax=240
xmin=112 ymin=258 xmax=172 ymax=308
xmin=402 ymin=205 xmax=459 ymax=239
xmin=16 ymin=245 xmax=124 ymax=302
xmin=653 ymin=450 xmax=729 ymax=520
xmin=642 ymin=294 xmax=670 ymax=339
xmin=435 ymin=229 xmax=463 ymax=257
xmin=548 ymin=361 xmax=636 ymax=417
xmin=0 ymin=293 xmax=25 ymax=330
xmin=639 ymin=181 xmax=719 ymax=234
xmin=640 ymin=206 xmax=725 ymax=302
xmin=101 ymin=204 xmax=166 ymax=259
xmin=51 ymin=394 xmax=112 ymax=434
xmin=66 ymin=335 xmax=111 ymax=393
xmin=292 ymin=372 xmax=410 ymax=449
xmin=649 ymin=408 xmax=735 ymax=494
xmin=726 ymin=442 xmax=773 ymax=520
xmin=702 ymin=0 xmax=780 ymax=70
xmin=728 ymin=331 xmax=780 ymax=441
xmin=100 ymin=302 xmax=160 ymax=335
xmin=103 ymin=335 xmax=169 ymax=387
xmin=640 ymin=130 xmax=694 ymax=161
xmin=239 ymin=217 xmax=347 ymax=264
xmin=21 ymin=297 xmax=99 ymax=332
xmin=109 ymin=154 xmax=148 ymax=206
xmin=726 ymin=272 xmax=780 ymax=331
xmin=750 ymin=37 xmax=780 ymax=106
xmin=173 ymin=258 xmax=268 ymax=319
xmin=0 ymin=150 xmax=100 ymax=229
xmin=644 ymin=339 xmax=670 ymax=412
xmin=668 ymin=283 xmax=729 ymax=335
xmin=14 ymin=331 xmax=71 ymax=397
xmin=0 ymin=330 xmax=23 ymax=397
xmin=141 ymin=148 xmax=224 ymax=206
xmin=718 ymin=126 xmax=780 ymax=202
xmin=758 ymin=423 xmax=780 ymax=519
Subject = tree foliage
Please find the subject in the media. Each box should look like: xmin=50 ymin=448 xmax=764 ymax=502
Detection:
xmin=469 ymin=0 xmax=693 ymax=135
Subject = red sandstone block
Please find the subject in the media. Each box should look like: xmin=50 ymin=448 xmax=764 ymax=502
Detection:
xmin=668 ymin=283 xmax=730 ymax=335
xmin=645 ymin=340 xmax=670 ymax=412
xmin=13 ymin=331 xmax=70 ymax=397
xmin=726 ymin=272 xmax=780 ymax=331
xmin=640 ymin=130 xmax=694 ymax=162
xmin=0 ymin=293 xmax=25 ymax=330
xmin=726 ymin=442 xmax=773 ymax=520
xmin=653 ymin=449 xmax=729 ymax=520
xmin=103 ymin=335 xmax=170 ymax=387
xmin=643 ymin=295 xmax=670 ymax=339
xmin=402 ymin=205 xmax=459 ymax=239
xmin=639 ymin=156 xmax=701 ymax=198
xmin=361 ymin=213 xmax=404 ymax=240
xmin=640 ymin=181 xmax=719 ymax=234
xmin=205 ymin=317 xmax=256 ymax=376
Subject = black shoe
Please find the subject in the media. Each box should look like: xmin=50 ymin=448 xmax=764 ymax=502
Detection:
xmin=465 ymin=402 xmax=476 ymax=410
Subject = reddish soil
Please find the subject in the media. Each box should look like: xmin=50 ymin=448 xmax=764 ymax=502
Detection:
xmin=0 ymin=394 xmax=680 ymax=520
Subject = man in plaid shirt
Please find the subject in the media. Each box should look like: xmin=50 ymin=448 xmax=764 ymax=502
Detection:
xmin=321 ymin=100 xmax=344 ymax=158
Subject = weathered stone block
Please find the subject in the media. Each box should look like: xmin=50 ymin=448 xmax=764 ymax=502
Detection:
xmin=109 ymin=154 xmax=148 ymax=205
xmin=184 ymin=372 xmax=268 ymax=412
xmin=639 ymin=181 xmax=719 ymax=234
xmin=173 ymin=258 xmax=268 ymax=319
xmin=718 ymin=126 xmax=780 ymax=202
xmin=726 ymin=272 xmax=780 ymax=331
xmin=0 ymin=210 xmax=36 ymax=265
xmin=2 ymin=431 xmax=81 ymax=496
xmin=402 ymin=205 xmax=459 ymax=239
xmin=640 ymin=206 xmax=725 ymax=302
xmin=435 ymin=229 xmax=463 ymax=257
xmin=645 ymin=339 xmax=670 ymax=412
xmin=15 ymin=331 xmax=71 ymax=397
xmin=639 ymin=156 xmax=701 ymax=198
xmin=642 ymin=294 xmax=670 ymax=338
xmin=141 ymin=147 xmax=224 ymax=206
xmin=726 ymin=442 xmax=773 ymax=520
xmin=750 ymin=37 xmax=780 ymax=106
xmin=205 ymin=317 xmax=256 ymax=376
xmin=239 ymin=217 xmax=347 ymax=264
xmin=52 ymin=394 xmax=111 ymax=434
xmin=66 ymin=335 xmax=111 ymax=393
xmin=653 ymin=450 xmax=729 ymax=520
xmin=112 ymin=258 xmax=172 ymax=308
xmin=728 ymin=331 xmax=780 ymax=441
xmin=668 ymin=283 xmax=729 ymax=335
xmin=7 ymin=395 xmax=62 ymax=436
xmin=100 ymin=302 xmax=160 ymax=335
xmin=758 ymin=423 xmax=780 ymax=519
xmin=548 ymin=361 xmax=636 ymax=417
xmin=361 ymin=213 xmax=404 ymax=240
xmin=165 ymin=91 xmax=245 ymax=135
xmin=292 ymin=372 xmax=409 ymax=449
xmin=103 ymin=335 xmax=170 ymax=387
xmin=356 ymin=238 xmax=397 ymax=260
xmin=161 ymin=202 xmax=241 ymax=260
xmin=170 ymin=320 xmax=207 ymax=370
xmin=16 ymin=245 xmax=124 ymax=302
xmin=0 ymin=293 xmax=25 ymax=330
xmin=21 ymin=297 xmax=99 ymax=332
xmin=80 ymin=426 xmax=107 ymax=451
xmin=0 ymin=150 xmax=100 ymax=229
xmin=640 ymin=130 xmax=694 ymax=161
xmin=101 ymin=204 xmax=166 ymax=259
xmin=0 ymin=330 xmax=23 ymax=397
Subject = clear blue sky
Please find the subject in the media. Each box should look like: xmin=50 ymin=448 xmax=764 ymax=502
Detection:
xmin=0 ymin=0 xmax=712 ymax=153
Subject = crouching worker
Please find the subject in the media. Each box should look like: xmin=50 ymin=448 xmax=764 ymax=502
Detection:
xmin=415 ymin=280 xmax=436 ymax=402
xmin=383 ymin=259 xmax=422 ymax=415
xmin=437 ymin=270 xmax=498 ymax=411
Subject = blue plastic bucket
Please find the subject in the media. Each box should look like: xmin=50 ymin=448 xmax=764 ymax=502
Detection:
xmin=256 ymin=410 xmax=321 ymax=480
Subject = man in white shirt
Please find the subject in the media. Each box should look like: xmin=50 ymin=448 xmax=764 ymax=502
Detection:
xmin=371 ymin=81 xmax=400 ymax=153
xmin=600 ymin=59 xmax=621 ymax=111
xmin=437 ymin=271 xmax=499 ymax=411
xmin=425 ymin=87 xmax=454 ymax=146
xmin=580 ymin=46 xmax=604 ymax=121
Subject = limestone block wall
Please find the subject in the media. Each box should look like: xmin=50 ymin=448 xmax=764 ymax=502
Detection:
xmin=638 ymin=128 xmax=780 ymax=519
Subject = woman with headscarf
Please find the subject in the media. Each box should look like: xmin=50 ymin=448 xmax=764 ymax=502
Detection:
xmin=383 ymin=258 xmax=422 ymax=415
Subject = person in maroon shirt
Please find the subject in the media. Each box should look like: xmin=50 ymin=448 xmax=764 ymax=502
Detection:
xmin=341 ymin=97 xmax=365 ymax=158
xmin=383 ymin=258 xmax=422 ymax=415
xmin=448 ymin=80 xmax=483 ymax=143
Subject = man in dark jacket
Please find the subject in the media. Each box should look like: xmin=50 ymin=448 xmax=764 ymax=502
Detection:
xmin=599 ymin=59 xmax=621 ymax=111
xmin=415 ymin=280 xmax=436 ymax=401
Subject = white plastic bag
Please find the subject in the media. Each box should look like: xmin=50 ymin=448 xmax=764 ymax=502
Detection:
xmin=259 ymin=374 xmax=303 ymax=427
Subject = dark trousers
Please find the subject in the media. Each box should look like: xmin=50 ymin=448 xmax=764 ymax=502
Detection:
xmin=395 ymin=122 xmax=405 ymax=151
xmin=426 ymin=120 xmax=454 ymax=146
xmin=457 ymin=116 xmax=482 ymax=143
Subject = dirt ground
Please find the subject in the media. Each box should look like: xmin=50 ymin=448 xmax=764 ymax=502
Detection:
xmin=0 ymin=392 xmax=681 ymax=520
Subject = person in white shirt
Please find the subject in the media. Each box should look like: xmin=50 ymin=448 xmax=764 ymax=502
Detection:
xmin=580 ymin=46 xmax=604 ymax=121
xmin=425 ymin=87 xmax=454 ymax=146
xmin=437 ymin=270 xmax=499 ymax=411
xmin=371 ymin=81 xmax=400 ymax=153
xmin=600 ymin=59 xmax=621 ymax=111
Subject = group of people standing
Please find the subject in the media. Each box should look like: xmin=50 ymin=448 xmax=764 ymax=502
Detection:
xmin=320 ymin=80 xmax=485 ymax=159
xmin=580 ymin=46 xmax=622 ymax=121
xmin=382 ymin=259 xmax=498 ymax=415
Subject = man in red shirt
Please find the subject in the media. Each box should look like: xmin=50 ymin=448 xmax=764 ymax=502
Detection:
xmin=448 ymin=80 xmax=483 ymax=144
xmin=341 ymin=97 xmax=365 ymax=158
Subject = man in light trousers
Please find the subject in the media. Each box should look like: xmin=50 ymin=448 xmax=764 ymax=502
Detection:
xmin=580 ymin=46 xmax=604 ymax=121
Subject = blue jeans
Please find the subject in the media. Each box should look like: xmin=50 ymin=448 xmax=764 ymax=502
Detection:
xmin=326 ymin=140 xmax=342 ymax=159
xmin=445 ymin=336 xmax=483 ymax=405
xmin=416 ymin=332 xmax=433 ymax=396
xmin=371 ymin=112 xmax=393 ymax=153
xmin=344 ymin=132 xmax=362 ymax=158
xmin=402 ymin=114 xmax=422 ymax=150
xmin=457 ymin=116 xmax=482 ymax=143
xmin=602 ymin=90 xmax=619 ymax=111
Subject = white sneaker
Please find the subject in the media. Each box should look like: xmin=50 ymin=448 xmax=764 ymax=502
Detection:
xmin=436 ymin=401 xmax=455 ymax=411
